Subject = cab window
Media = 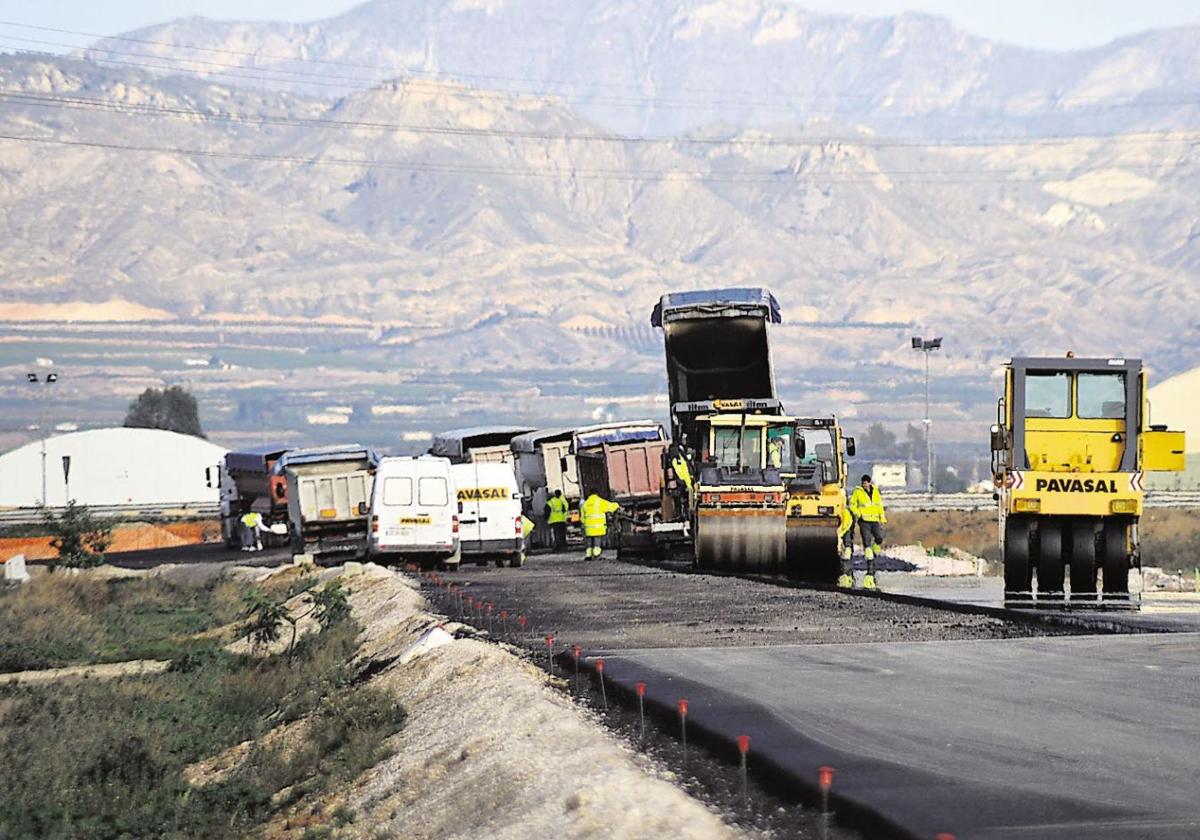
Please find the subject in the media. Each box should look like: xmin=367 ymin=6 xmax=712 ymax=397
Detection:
xmin=418 ymin=476 xmax=448 ymax=506
xmin=713 ymin=428 xmax=762 ymax=468
xmin=1077 ymin=373 xmax=1126 ymax=419
xmin=766 ymin=427 xmax=796 ymax=470
xmin=798 ymin=428 xmax=837 ymax=477
xmin=1025 ymin=372 xmax=1071 ymax=418
xmin=382 ymin=477 xmax=412 ymax=506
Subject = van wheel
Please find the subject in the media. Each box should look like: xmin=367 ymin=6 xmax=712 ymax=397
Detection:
xmin=510 ymin=551 xmax=526 ymax=569
xmin=495 ymin=557 xmax=506 ymax=568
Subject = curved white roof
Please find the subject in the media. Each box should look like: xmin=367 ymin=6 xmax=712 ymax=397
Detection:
xmin=1149 ymin=368 xmax=1200 ymax=453
xmin=0 ymin=428 xmax=228 ymax=507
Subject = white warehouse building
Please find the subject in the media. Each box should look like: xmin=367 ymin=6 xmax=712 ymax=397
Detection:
xmin=0 ymin=428 xmax=228 ymax=508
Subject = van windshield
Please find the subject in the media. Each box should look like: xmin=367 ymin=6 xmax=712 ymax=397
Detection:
xmin=382 ymin=477 xmax=412 ymax=506
xmin=419 ymin=476 xmax=449 ymax=506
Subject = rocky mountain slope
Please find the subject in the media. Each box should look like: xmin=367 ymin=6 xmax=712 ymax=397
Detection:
xmin=0 ymin=5 xmax=1197 ymax=444
xmin=93 ymin=0 xmax=1200 ymax=137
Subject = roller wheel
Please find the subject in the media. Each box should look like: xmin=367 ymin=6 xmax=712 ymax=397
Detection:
xmin=785 ymin=527 xmax=840 ymax=584
xmin=1102 ymin=520 xmax=1131 ymax=601
xmin=1003 ymin=517 xmax=1033 ymax=602
xmin=1037 ymin=520 xmax=1065 ymax=603
xmin=1069 ymin=519 xmax=1098 ymax=602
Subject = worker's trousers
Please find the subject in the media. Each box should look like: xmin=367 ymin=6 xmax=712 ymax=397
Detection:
xmin=551 ymin=522 xmax=568 ymax=552
xmin=839 ymin=525 xmax=856 ymax=576
xmin=859 ymin=520 xmax=884 ymax=575
xmin=584 ymin=535 xmax=604 ymax=560
xmin=242 ymin=524 xmax=258 ymax=550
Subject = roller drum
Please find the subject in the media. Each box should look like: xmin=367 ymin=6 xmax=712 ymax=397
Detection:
xmin=694 ymin=510 xmax=786 ymax=572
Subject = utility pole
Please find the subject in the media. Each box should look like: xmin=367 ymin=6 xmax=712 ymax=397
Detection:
xmin=26 ymin=371 xmax=59 ymax=506
xmin=910 ymin=337 xmax=942 ymax=496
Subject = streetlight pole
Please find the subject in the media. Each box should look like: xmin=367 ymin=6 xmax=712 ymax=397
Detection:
xmin=910 ymin=337 xmax=942 ymax=497
xmin=26 ymin=371 xmax=59 ymax=506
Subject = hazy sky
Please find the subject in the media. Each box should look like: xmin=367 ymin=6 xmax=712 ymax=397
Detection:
xmin=1 ymin=0 xmax=1198 ymax=51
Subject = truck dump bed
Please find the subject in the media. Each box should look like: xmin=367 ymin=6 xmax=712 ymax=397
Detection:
xmin=279 ymin=445 xmax=379 ymax=557
xmin=573 ymin=421 xmax=667 ymax=507
xmin=430 ymin=426 xmax=534 ymax=464
xmin=651 ymin=288 xmax=781 ymax=408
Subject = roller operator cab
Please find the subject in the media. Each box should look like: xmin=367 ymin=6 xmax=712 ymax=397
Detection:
xmin=992 ymin=357 xmax=1185 ymax=607
xmin=689 ymin=412 xmax=793 ymax=573
xmin=783 ymin=418 xmax=855 ymax=583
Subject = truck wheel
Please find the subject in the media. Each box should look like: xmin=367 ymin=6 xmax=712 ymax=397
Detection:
xmin=1102 ymin=520 xmax=1131 ymax=600
xmin=1069 ymin=519 xmax=1097 ymax=601
xmin=1037 ymin=520 xmax=1065 ymax=603
xmin=1003 ymin=517 xmax=1033 ymax=602
xmin=494 ymin=557 xmax=506 ymax=568
xmin=510 ymin=551 xmax=526 ymax=568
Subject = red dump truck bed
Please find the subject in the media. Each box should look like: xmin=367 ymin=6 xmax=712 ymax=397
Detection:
xmin=577 ymin=441 xmax=666 ymax=505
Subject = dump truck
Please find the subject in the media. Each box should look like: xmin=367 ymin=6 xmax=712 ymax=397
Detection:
xmin=991 ymin=356 xmax=1186 ymax=607
xmin=652 ymin=288 xmax=797 ymax=571
xmin=572 ymin=420 xmax=668 ymax=552
xmin=278 ymin=445 xmax=379 ymax=560
xmin=206 ymin=444 xmax=292 ymax=548
xmin=511 ymin=427 xmax=581 ymax=547
xmin=429 ymin=426 xmax=534 ymax=465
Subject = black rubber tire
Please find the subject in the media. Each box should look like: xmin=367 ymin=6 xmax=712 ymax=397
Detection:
xmin=1069 ymin=518 xmax=1098 ymax=601
xmin=494 ymin=558 xmax=506 ymax=568
xmin=1102 ymin=519 xmax=1131 ymax=599
xmin=509 ymin=551 xmax=526 ymax=568
xmin=1037 ymin=519 xmax=1065 ymax=602
xmin=1003 ymin=517 xmax=1033 ymax=602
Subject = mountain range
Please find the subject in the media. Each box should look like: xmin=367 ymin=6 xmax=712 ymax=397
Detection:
xmin=0 ymin=1 xmax=1197 ymax=444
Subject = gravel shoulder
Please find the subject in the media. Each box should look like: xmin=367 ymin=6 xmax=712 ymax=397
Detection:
xmin=265 ymin=563 xmax=743 ymax=840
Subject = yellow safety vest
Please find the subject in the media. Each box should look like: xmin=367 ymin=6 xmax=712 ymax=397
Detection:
xmin=546 ymin=495 xmax=569 ymax=524
xmin=849 ymin=486 xmax=886 ymax=523
xmin=241 ymin=511 xmax=262 ymax=528
xmin=581 ymin=494 xmax=618 ymax=537
xmin=671 ymin=456 xmax=693 ymax=491
xmin=838 ymin=507 xmax=854 ymax=537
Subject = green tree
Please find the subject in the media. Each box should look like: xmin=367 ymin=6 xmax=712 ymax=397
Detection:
xmin=241 ymin=590 xmax=295 ymax=655
xmin=308 ymin=579 xmax=351 ymax=629
xmin=40 ymin=501 xmax=113 ymax=569
xmin=858 ymin=422 xmax=899 ymax=459
xmin=123 ymin=385 xmax=205 ymax=438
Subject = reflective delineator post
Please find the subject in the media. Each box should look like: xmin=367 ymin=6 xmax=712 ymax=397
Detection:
xmin=635 ymin=682 xmax=647 ymax=741
xmin=596 ymin=658 xmax=607 ymax=710
xmin=500 ymin=609 xmax=509 ymax=641
xmin=818 ymin=765 xmax=836 ymax=840
xmin=546 ymin=634 xmax=555 ymax=675
xmin=678 ymin=699 xmax=689 ymax=764
xmin=935 ymin=834 xmax=957 ymax=840
xmin=485 ymin=602 xmax=493 ymax=635
xmin=737 ymin=735 xmax=750 ymax=804
xmin=518 ymin=614 xmax=528 ymax=641
xmin=571 ymin=644 xmax=582 ymax=692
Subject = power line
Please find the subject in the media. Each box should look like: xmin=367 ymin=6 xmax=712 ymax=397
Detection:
xmin=3 ymin=89 xmax=1200 ymax=152
xmin=0 ymin=131 xmax=1193 ymax=185
xmin=4 ymin=21 xmax=1200 ymax=114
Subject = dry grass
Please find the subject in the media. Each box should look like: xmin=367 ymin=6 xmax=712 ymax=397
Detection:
xmin=889 ymin=509 xmax=1200 ymax=573
xmin=0 ymin=573 xmax=247 ymax=673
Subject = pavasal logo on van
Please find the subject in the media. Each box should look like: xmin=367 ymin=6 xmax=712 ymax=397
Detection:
xmin=399 ymin=516 xmax=432 ymax=525
xmin=1034 ymin=478 xmax=1119 ymax=493
xmin=457 ymin=487 xmax=510 ymax=502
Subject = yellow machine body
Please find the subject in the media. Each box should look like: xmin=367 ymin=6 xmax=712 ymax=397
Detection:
xmin=993 ymin=356 xmax=1185 ymax=606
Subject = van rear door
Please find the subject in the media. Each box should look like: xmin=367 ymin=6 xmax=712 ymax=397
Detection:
xmin=454 ymin=463 xmax=483 ymax=549
xmin=414 ymin=470 xmax=452 ymax=547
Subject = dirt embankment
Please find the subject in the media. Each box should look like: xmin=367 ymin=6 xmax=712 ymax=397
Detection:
xmin=263 ymin=565 xmax=740 ymax=840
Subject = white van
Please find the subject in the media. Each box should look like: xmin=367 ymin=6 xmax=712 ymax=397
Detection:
xmin=451 ymin=462 xmax=526 ymax=568
xmin=368 ymin=456 xmax=460 ymax=570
